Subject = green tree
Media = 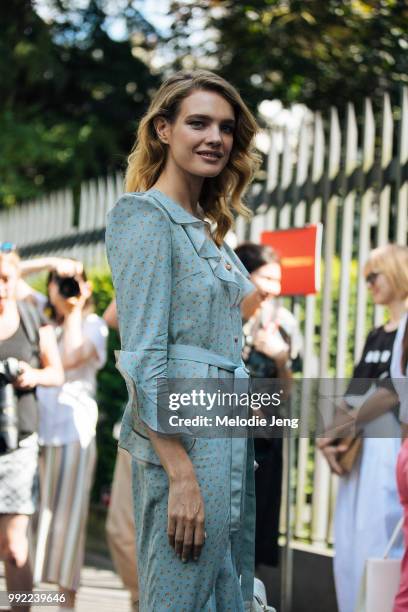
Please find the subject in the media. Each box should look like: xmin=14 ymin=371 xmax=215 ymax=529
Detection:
xmin=167 ymin=0 xmax=408 ymax=112
xmin=0 ymin=0 xmax=159 ymax=207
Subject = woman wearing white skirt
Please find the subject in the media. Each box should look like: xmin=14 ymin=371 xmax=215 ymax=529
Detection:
xmin=21 ymin=258 xmax=108 ymax=610
xmin=318 ymin=244 xmax=408 ymax=612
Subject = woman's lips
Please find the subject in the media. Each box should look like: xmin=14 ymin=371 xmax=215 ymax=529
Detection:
xmin=196 ymin=151 xmax=223 ymax=162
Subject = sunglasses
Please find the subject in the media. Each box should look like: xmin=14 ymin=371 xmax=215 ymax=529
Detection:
xmin=365 ymin=271 xmax=381 ymax=285
xmin=0 ymin=242 xmax=16 ymax=253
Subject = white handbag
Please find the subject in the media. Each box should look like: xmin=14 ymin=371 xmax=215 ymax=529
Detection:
xmin=251 ymin=577 xmax=277 ymax=612
xmin=356 ymin=517 xmax=403 ymax=612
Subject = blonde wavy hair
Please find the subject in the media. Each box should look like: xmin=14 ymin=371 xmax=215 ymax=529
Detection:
xmin=125 ymin=70 xmax=260 ymax=245
xmin=364 ymin=244 xmax=408 ymax=299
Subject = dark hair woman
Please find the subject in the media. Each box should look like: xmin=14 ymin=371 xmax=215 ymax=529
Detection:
xmin=235 ymin=242 xmax=302 ymax=569
xmin=17 ymin=256 xmax=108 ymax=610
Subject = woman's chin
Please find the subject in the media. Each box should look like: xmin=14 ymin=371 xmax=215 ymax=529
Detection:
xmin=190 ymin=162 xmax=225 ymax=179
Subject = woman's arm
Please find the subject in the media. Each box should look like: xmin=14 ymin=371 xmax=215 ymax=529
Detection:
xmin=148 ymin=431 xmax=205 ymax=562
xmin=61 ymin=309 xmax=98 ymax=370
xmin=103 ymin=299 xmax=118 ymax=331
xmin=19 ymin=257 xmax=83 ymax=278
xmin=106 ymin=194 xmax=205 ymax=561
xmin=16 ymin=325 xmax=64 ymax=389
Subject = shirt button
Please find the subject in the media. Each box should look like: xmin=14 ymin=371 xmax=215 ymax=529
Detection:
xmin=225 ymin=263 xmax=232 ymax=270
xmin=234 ymin=336 xmax=239 ymax=343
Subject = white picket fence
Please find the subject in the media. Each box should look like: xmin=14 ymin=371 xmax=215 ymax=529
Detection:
xmin=1 ymin=87 xmax=407 ymax=554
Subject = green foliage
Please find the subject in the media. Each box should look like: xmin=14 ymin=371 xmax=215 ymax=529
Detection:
xmin=0 ymin=0 xmax=159 ymax=207
xmin=168 ymin=0 xmax=408 ymax=113
xmin=88 ymin=269 xmax=127 ymax=502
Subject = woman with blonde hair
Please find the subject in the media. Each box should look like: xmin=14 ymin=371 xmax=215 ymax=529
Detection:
xmin=106 ymin=70 xmax=262 ymax=611
xmin=319 ymin=244 xmax=408 ymax=612
xmin=0 ymin=247 xmax=63 ymax=612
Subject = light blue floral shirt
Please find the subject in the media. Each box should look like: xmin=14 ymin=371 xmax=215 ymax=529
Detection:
xmin=105 ymin=188 xmax=254 ymax=463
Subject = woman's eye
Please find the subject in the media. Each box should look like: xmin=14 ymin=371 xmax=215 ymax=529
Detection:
xmin=190 ymin=121 xmax=204 ymax=129
xmin=221 ymin=125 xmax=234 ymax=134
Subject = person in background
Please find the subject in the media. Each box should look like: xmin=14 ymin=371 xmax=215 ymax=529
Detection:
xmin=19 ymin=256 xmax=108 ymax=611
xmin=391 ymin=310 xmax=408 ymax=611
xmin=103 ymin=298 xmax=139 ymax=612
xmin=318 ymin=244 xmax=408 ymax=612
xmin=235 ymin=242 xmax=302 ymax=569
xmin=0 ymin=247 xmax=63 ymax=612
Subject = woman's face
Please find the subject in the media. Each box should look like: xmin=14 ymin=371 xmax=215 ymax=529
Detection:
xmin=0 ymin=260 xmax=18 ymax=312
xmin=156 ymin=89 xmax=235 ymax=179
xmin=366 ymin=269 xmax=396 ymax=305
xmin=250 ymin=262 xmax=282 ymax=298
xmin=48 ymin=276 xmax=91 ymax=318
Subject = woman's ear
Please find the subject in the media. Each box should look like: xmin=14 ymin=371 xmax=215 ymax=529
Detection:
xmin=153 ymin=116 xmax=170 ymax=144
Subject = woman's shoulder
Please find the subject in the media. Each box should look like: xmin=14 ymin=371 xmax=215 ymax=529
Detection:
xmin=107 ymin=192 xmax=171 ymax=226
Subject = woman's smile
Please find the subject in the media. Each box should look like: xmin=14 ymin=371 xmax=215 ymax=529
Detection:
xmin=196 ymin=149 xmax=224 ymax=163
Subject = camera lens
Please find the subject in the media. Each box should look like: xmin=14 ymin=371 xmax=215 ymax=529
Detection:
xmin=56 ymin=276 xmax=81 ymax=298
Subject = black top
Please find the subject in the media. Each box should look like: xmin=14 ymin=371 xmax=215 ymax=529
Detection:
xmin=0 ymin=322 xmax=39 ymax=436
xmin=347 ymin=325 xmax=397 ymax=396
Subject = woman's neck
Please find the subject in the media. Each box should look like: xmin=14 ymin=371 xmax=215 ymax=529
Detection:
xmin=0 ymin=299 xmax=18 ymax=318
xmin=385 ymin=299 xmax=407 ymax=330
xmin=153 ymin=161 xmax=204 ymax=215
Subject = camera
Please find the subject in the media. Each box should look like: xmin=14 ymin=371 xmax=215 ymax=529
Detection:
xmin=54 ymin=274 xmax=81 ymax=298
xmin=0 ymin=357 xmax=21 ymax=454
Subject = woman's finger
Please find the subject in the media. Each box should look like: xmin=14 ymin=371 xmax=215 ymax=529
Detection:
xmin=192 ymin=518 xmax=205 ymax=561
xmin=167 ymin=515 xmax=176 ymax=549
xmin=174 ymin=520 xmax=185 ymax=558
xmin=327 ymin=450 xmax=344 ymax=475
xmin=181 ymin=523 xmax=194 ymax=562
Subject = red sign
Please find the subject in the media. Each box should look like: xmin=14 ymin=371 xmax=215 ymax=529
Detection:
xmin=261 ymin=224 xmax=322 ymax=296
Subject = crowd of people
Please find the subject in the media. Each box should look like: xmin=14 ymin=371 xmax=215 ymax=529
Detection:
xmin=1 ymin=68 xmax=408 ymax=612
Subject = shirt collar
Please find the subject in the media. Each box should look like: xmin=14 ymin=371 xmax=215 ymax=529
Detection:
xmin=147 ymin=188 xmax=205 ymax=225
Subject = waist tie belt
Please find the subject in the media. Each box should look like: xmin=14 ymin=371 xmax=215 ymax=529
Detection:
xmin=168 ymin=343 xmax=250 ymax=527
xmin=168 ymin=343 xmax=249 ymax=382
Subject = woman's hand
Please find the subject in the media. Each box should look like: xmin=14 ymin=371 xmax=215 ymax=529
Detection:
xmin=55 ymin=278 xmax=91 ymax=318
xmin=253 ymin=328 xmax=289 ymax=363
xmin=316 ymin=437 xmax=348 ymax=476
xmin=53 ymin=258 xmax=84 ymax=278
xmin=14 ymin=361 xmax=39 ymax=389
xmin=167 ymin=475 xmax=205 ymax=563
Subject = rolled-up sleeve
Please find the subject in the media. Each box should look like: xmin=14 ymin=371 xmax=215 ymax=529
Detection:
xmin=105 ymin=193 xmax=171 ymax=432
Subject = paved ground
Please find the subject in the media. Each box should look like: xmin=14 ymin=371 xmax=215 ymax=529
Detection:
xmin=0 ymin=562 xmax=131 ymax=612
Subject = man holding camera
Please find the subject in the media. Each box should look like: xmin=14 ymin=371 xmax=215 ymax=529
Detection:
xmin=0 ymin=245 xmax=64 ymax=612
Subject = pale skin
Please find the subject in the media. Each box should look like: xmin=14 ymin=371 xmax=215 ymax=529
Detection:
xmin=317 ymin=268 xmax=406 ymax=475
xmin=0 ymin=259 xmax=64 ymax=612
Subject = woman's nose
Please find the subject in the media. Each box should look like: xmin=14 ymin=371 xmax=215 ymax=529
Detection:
xmin=205 ymin=126 xmax=222 ymax=145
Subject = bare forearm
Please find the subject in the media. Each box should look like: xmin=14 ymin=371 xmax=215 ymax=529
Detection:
xmin=356 ymin=387 xmax=399 ymax=424
xmin=20 ymin=257 xmax=58 ymax=277
xmin=61 ymin=311 xmax=89 ymax=368
xmin=147 ymin=429 xmax=196 ymax=482
xmin=34 ymin=365 xmax=64 ymax=387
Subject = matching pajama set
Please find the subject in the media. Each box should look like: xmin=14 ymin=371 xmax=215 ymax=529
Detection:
xmin=106 ymin=189 xmax=256 ymax=611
